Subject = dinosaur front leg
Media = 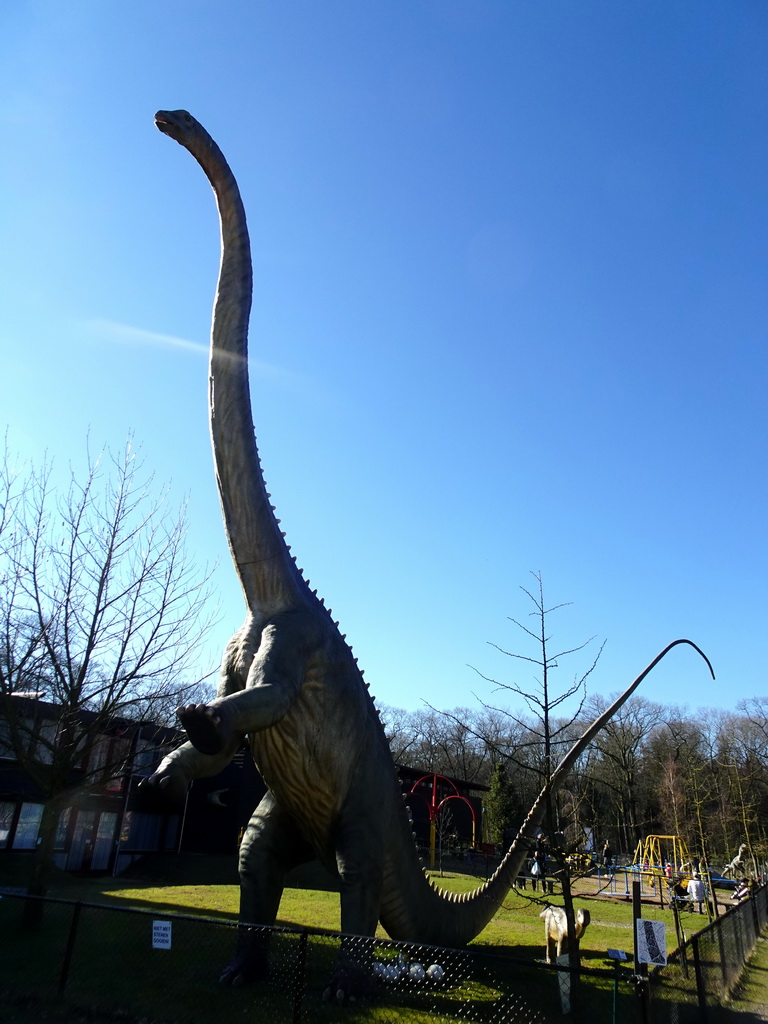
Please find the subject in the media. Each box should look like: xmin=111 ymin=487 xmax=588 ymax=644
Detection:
xmin=145 ymin=639 xmax=249 ymax=794
xmin=220 ymin=792 xmax=312 ymax=987
xmin=142 ymin=737 xmax=241 ymax=801
xmin=178 ymin=616 xmax=312 ymax=756
xmin=176 ymin=699 xmax=240 ymax=756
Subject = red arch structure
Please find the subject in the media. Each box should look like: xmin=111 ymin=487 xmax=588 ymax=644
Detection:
xmin=408 ymin=773 xmax=478 ymax=870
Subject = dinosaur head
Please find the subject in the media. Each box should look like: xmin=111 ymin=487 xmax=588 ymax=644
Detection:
xmin=155 ymin=110 xmax=226 ymax=187
xmin=154 ymin=109 xmax=209 ymax=151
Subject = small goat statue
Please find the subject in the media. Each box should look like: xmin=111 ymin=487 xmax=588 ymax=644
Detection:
xmin=540 ymin=906 xmax=591 ymax=963
xmin=723 ymin=843 xmax=748 ymax=878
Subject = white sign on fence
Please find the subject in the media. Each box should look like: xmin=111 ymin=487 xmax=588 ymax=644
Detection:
xmin=635 ymin=919 xmax=667 ymax=965
xmin=152 ymin=920 xmax=173 ymax=950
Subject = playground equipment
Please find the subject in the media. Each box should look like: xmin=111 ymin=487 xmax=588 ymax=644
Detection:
xmin=596 ymin=835 xmax=715 ymax=919
xmin=628 ymin=834 xmax=694 ymax=898
xmin=631 ymin=835 xmax=692 ymax=876
xmin=408 ymin=773 xmax=478 ymax=870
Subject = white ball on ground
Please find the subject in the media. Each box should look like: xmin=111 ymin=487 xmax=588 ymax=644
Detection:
xmin=426 ymin=963 xmax=444 ymax=981
xmin=409 ymin=962 xmax=426 ymax=981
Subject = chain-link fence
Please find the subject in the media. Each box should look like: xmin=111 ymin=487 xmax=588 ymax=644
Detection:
xmin=650 ymin=883 xmax=768 ymax=1022
xmin=0 ymin=891 xmax=649 ymax=1024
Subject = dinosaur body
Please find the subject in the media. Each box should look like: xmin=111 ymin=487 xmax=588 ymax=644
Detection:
xmin=148 ymin=110 xmax=714 ymax=997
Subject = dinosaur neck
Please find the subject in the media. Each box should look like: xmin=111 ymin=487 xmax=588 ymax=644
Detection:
xmin=189 ymin=134 xmax=304 ymax=616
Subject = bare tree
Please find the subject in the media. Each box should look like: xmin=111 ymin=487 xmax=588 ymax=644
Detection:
xmin=0 ymin=437 xmax=216 ymax=902
xmin=378 ymin=704 xmax=421 ymax=765
xmin=732 ymin=703 xmax=768 ymax=865
xmin=583 ymin=693 xmax=663 ymax=853
xmin=472 ymin=572 xmax=604 ymax=813
xmin=472 ymin=572 xmax=605 ymax=990
xmin=381 ymin=704 xmax=502 ymax=785
xmin=712 ymin=715 xmax=766 ymax=877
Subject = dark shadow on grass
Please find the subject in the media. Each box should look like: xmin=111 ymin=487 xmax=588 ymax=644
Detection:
xmin=468 ymin=941 xmax=542 ymax=961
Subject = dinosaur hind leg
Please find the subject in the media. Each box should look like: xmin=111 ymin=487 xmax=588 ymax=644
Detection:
xmin=221 ymin=793 xmax=312 ymax=986
xmin=323 ymin=788 xmax=388 ymax=1002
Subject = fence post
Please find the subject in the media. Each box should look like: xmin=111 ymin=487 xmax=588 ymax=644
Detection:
xmin=671 ymin=903 xmax=688 ymax=979
xmin=291 ymin=930 xmax=308 ymax=1024
xmin=632 ymin=882 xmax=654 ymax=1024
xmin=750 ymin=890 xmax=760 ymax=941
xmin=690 ymin=935 xmax=708 ymax=1024
xmin=708 ymin=874 xmax=720 ymax=918
xmin=715 ymin=916 xmax=727 ymax=994
xmin=58 ymin=900 xmax=83 ymax=995
xmin=759 ymin=885 xmax=768 ymax=930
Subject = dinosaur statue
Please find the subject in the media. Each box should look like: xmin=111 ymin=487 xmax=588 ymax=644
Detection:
xmin=147 ymin=109 xmax=715 ymax=1000
xmin=540 ymin=906 xmax=591 ymax=963
xmin=723 ymin=842 xmax=748 ymax=878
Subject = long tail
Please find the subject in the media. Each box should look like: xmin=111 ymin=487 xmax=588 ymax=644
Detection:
xmin=381 ymin=640 xmax=714 ymax=946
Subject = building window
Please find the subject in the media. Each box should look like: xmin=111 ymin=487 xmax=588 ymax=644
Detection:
xmin=87 ymin=734 xmax=111 ymax=777
xmin=34 ymin=721 xmax=58 ymax=765
xmin=133 ymin=740 xmax=161 ymax=778
xmin=164 ymin=815 xmax=180 ymax=850
xmin=12 ymin=802 xmax=43 ymax=849
xmin=55 ymin=807 xmax=72 ymax=850
xmin=121 ymin=811 xmax=162 ymax=851
xmin=0 ymin=802 xmax=15 ymax=847
xmin=0 ymin=719 xmax=12 ymax=758
xmin=105 ymin=736 xmax=132 ymax=792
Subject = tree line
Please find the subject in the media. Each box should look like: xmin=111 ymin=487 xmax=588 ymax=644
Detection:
xmin=380 ymin=694 xmax=768 ymax=875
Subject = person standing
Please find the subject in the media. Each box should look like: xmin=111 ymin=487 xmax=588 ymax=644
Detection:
xmin=531 ymin=835 xmax=547 ymax=891
xmin=687 ymin=872 xmax=706 ymax=913
xmin=602 ymin=840 xmax=612 ymax=872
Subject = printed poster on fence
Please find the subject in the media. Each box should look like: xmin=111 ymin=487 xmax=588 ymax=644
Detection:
xmin=635 ymin=919 xmax=666 ymax=965
xmin=152 ymin=920 xmax=173 ymax=950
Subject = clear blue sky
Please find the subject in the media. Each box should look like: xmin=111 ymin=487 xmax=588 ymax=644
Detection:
xmin=2 ymin=2 xmax=766 ymax=715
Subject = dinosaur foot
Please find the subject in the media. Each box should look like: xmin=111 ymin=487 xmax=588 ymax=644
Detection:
xmin=177 ymin=701 xmax=235 ymax=756
xmin=322 ymin=963 xmax=377 ymax=1004
xmin=219 ymin=948 xmax=269 ymax=987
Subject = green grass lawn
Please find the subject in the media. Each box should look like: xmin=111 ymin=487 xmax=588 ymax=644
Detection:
xmin=8 ymin=852 xmax=709 ymax=960
xmin=719 ymin=932 xmax=768 ymax=1019
xmin=0 ymin=854 xmax=737 ymax=1024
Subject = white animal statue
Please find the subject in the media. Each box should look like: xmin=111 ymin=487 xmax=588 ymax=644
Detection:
xmin=723 ymin=843 xmax=748 ymax=878
xmin=539 ymin=905 xmax=591 ymax=963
